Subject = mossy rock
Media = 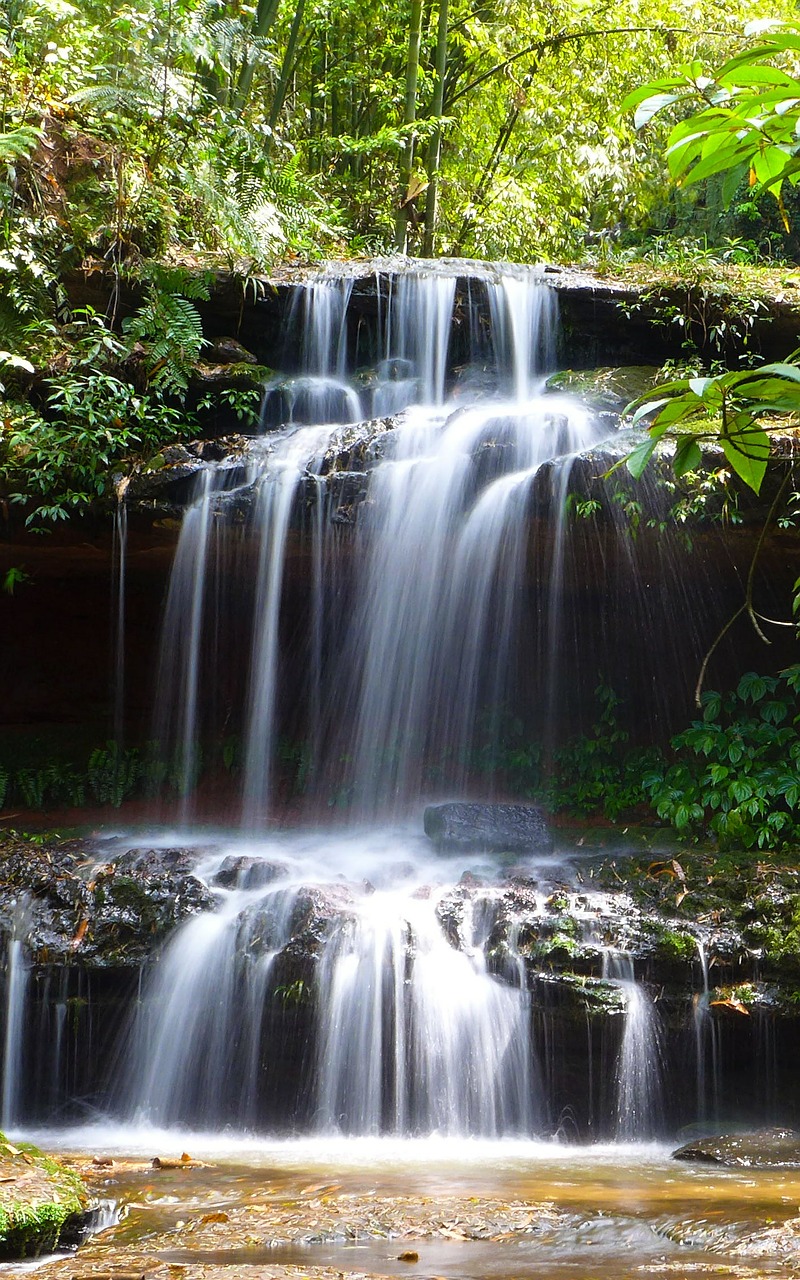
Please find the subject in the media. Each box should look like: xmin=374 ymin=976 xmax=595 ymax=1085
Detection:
xmin=0 ymin=1134 xmax=89 ymax=1258
xmin=545 ymin=365 xmax=661 ymax=413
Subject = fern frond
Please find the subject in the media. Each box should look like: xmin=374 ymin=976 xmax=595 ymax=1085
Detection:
xmin=0 ymin=125 xmax=42 ymax=165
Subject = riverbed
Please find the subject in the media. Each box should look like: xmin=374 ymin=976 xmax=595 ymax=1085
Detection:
xmin=5 ymin=1134 xmax=800 ymax=1279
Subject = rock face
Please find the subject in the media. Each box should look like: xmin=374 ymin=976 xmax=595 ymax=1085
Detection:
xmin=424 ymin=802 xmax=553 ymax=852
xmin=672 ymin=1128 xmax=800 ymax=1168
xmin=0 ymin=836 xmax=214 ymax=968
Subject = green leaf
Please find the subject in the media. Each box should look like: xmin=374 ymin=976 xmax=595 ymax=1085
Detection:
xmin=633 ymin=93 xmax=681 ymax=129
xmin=720 ymin=428 xmax=770 ymax=492
xmin=673 ymin=437 xmax=703 ymax=476
xmin=625 ymin=437 xmax=658 ymax=479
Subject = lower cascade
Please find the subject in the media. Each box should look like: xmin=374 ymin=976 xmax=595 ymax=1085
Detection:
xmin=3 ymin=818 xmax=793 ymax=1142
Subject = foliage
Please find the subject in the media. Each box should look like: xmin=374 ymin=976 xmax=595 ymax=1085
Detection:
xmin=87 ymin=742 xmax=141 ymax=807
xmin=469 ymin=708 xmax=543 ymax=796
xmin=623 ymin=22 xmax=800 ymax=211
xmin=123 ymin=269 xmax=209 ymax=395
xmin=1 ymin=371 xmax=188 ymax=527
xmin=624 ymin=361 xmax=800 ymax=493
xmin=644 ymin=666 xmax=800 ymax=850
xmin=545 ymin=682 xmax=663 ymax=820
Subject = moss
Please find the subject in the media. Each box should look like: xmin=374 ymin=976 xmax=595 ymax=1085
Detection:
xmin=0 ymin=1135 xmax=88 ymax=1259
xmin=652 ymin=927 xmax=698 ymax=964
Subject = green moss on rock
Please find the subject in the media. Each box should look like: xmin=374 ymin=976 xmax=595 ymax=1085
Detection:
xmin=0 ymin=1135 xmax=88 ymax=1258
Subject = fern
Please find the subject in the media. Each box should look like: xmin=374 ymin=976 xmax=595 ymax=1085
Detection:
xmin=123 ymin=289 xmax=206 ymax=394
xmin=0 ymin=124 xmax=42 ymax=169
xmin=88 ymin=742 xmax=140 ymax=807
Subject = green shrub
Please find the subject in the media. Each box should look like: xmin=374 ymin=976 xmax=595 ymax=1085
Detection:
xmin=644 ymin=666 xmax=800 ymax=850
xmin=546 ymin=683 xmax=662 ymax=820
xmin=87 ymin=742 xmax=141 ymax=807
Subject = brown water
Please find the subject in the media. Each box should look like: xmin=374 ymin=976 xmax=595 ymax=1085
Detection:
xmin=9 ymin=1134 xmax=800 ymax=1279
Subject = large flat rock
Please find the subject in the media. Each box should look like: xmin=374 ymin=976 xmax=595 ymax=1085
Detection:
xmin=424 ymin=802 xmax=553 ymax=853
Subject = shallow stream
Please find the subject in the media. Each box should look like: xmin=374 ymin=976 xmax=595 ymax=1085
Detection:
xmin=7 ymin=1134 xmax=800 ymax=1278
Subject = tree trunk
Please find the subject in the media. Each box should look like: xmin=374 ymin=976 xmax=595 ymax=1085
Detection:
xmin=231 ymin=0 xmax=282 ymax=114
xmin=422 ymin=0 xmax=449 ymax=257
xmin=394 ymin=0 xmax=425 ymax=252
xmin=268 ymin=0 xmax=308 ymax=131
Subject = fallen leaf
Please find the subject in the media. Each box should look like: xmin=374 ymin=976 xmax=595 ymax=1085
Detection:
xmin=70 ymin=918 xmax=89 ymax=950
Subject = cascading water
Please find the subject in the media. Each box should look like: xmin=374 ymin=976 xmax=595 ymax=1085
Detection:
xmin=119 ymin=836 xmax=544 ymax=1137
xmin=153 ymin=267 xmax=605 ymax=817
xmin=603 ymin=951 xmax=664 ymax=1140
xmin=1 ymin=896 xmax=30 ymax=1129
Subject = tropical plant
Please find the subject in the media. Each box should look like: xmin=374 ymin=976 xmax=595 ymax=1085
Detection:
xmin=1 ymin=373 xmax=188 ymax=527
xmin=644 ymin=666 xmax=800 ymax=850
xmin=623 ymin=22 xmax=800 ymax=214
xmin=87 ymin=742 xmax=141 ymax=807
xmin=623 ymin=361 xmax=800 ymax=494
xmin=545 ymin=682 xmax=662 ymax=820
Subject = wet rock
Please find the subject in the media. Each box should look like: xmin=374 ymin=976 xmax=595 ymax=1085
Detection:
xmin=0 ymin=835 xmax=214 ymax=969
xmin=188 ymin=360 xmax=269 ymax=392
xmin=435 ymin=891 xmax=468 ymax=947
xmin=113 ymin=845 xmax=203 ymax=878
xmin=205 ymin=336 xmax=260 ymax=365
xmin=424 ymin=802 xmax=553 ymax=853
xmin=212 ymin=855 xmax=289 ymax=890
xmin=545 ymin=365 xmax=661 ymax=414
xmin=673 ymin=1128 xmax=800 ymax=1168
xmin=289 ymin=883 xmax=355 ymax=940
xmin=124 ymin=434 xmax=251 ymax=506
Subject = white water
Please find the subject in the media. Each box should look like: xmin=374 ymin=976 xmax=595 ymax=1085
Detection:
xmin=603 ymin=951 xmax=664 ymax=1140
xmin=0 ymin=268 xmax=684 ymax=1148
xmin=1 ymin=896 xmax=30 ymax=1129
xmin=154 ymin=267 xmax=608 ymax=819
xmin=117 ymin=831 xmax=554 ymax=1135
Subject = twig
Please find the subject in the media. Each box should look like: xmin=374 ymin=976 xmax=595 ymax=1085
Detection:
xmin=694 ymin=469 xmax=793 ymax=705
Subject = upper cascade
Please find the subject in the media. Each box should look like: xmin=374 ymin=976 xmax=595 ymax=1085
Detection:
xmin=148 ymin=266 xmax=612 ymax=825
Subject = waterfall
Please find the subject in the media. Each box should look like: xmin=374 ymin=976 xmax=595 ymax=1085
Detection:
xmin=241 ymin=427 xmax=340 ymax=824
xmin=119 ymin=839 xmax=540 ymax=1136
xmin=603 ymin=952 xmax=664 ymax=1140
xmin=315 ymin=888 xmax=537 ymax=1136
xmin=152 ymin=266 xmax=611 ymax=824
xmin=111 ymin=499 xmax=127 ymax=749
xmin=2 ymin=897 xmax=30 ymax=1129
xmin=693 ymin=938 xmax=720 ymax=1124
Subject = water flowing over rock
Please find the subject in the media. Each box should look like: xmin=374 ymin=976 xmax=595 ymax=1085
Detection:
xmin=146 ymin=266 xmax=609 ymax=822
xmin=5 ymin=262 xmax=800 ymax=1164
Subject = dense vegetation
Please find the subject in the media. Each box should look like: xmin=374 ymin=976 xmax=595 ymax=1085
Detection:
xmin=2 ymin=0 xmax=800 ymax=526
xmin=3 ymin=0 xmax=795 ymax=275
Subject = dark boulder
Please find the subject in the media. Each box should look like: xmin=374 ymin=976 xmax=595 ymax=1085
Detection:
xmin=205 ymin=336 xmax=259 ymax=365
xmin=672 ymin=1128 xmax=800 ymax=1168
xmin=424 ymin=802 xmax=553 ymax=853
